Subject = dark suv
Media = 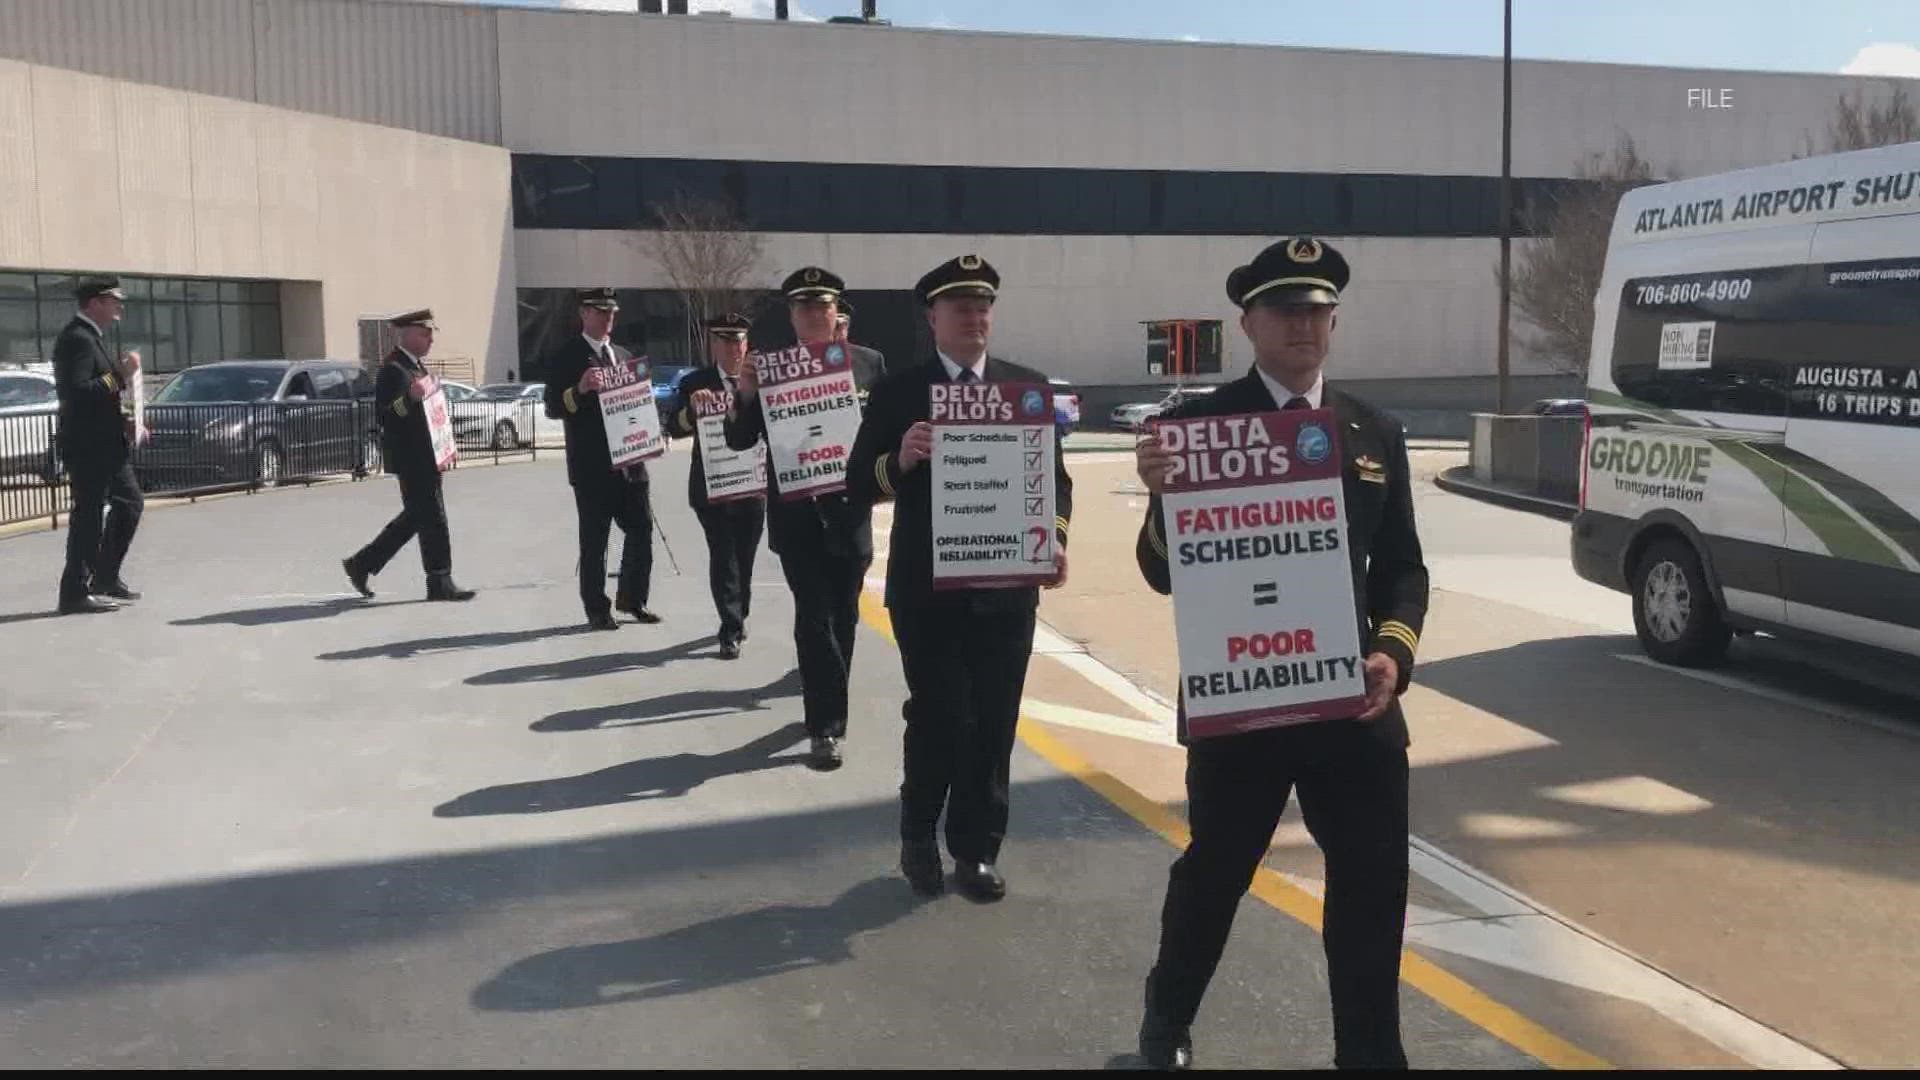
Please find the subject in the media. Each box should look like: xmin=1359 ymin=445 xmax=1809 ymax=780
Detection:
xmin=136 ymin=360 xmax=377 ymax=492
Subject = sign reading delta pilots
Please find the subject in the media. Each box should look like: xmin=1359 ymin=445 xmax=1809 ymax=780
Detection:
xmin=598 ymin=358 xmax=666 ymax=469
xmin=695 ymin=389 xmax=768 ymax=503
xmin=752 ymin=341 xmax=862 ymax=500
xmin=930 ymin=381 xmax=1056 ymax=589
xmin=1156 ymin=408 xmax=1367 ymax=738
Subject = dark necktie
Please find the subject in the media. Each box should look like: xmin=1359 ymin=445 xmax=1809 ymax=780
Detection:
xmin=1283 ymin=395 xmax=1310 ymax=411
xmin=956 ymin=367 xmax=978 ymax=384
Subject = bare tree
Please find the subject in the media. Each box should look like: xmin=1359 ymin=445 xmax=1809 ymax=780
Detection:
xmin=1794 ymin=80 xmax=1920 ymax=158
xmin=628 ymin=194 xmax=767 ymax=365
xmin=1503 ymin=133 xmax=1673 ymax=377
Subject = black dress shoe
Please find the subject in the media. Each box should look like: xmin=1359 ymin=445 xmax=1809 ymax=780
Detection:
xmin=587 ymin=611 xmax=620 ymax=631
xmin=89 ymin=578 xmax=140 ymax=601
xmin=342 ymin=558 xmax=373 ymax=599
xmin=953 ymin=860 xmax=1007 ymax=902
xmin=59 ymin=596 xmax=120 ymax=615
xmin=900 ymin=839 xmax=945 ymax=896
xmin=631 ymin=608 xmax=663 ymax=624
xmin=1137 ymin=1017 xmax=1194 ymax=1071
xmin=807 ymin=736 xmax=843 ymax=771
xmin=426 ymin=574 xmax=475 ymax=602
xmin=719 ymin=639 xmax=741 ymax=660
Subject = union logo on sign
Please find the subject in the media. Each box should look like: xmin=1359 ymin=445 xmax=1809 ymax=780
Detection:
xmin=1021 ymin=389 xmax=1045 ymax=416
xmin=823 ymin=344 xmax=847 ymax=367
xmin=1296 ymin=422 xmax=1331 ymax=465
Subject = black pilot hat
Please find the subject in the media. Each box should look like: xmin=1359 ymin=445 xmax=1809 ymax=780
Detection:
xmin=389 ymin=308 xmax=438 ymax=330
xmin=74 ymin=276 xmax=127 ymax=303
xmin=915 ymin=253 xmax=1000 ymax=306
xmin=782 ymin=266 xmax=844 ymax=302
xmin=705 ymin=312 xmax=752 ymax=338
xmin=577 ymin=287 xmax=619 ymax=311
xmin=1227 ymin=237 xmax=1349 ymax=309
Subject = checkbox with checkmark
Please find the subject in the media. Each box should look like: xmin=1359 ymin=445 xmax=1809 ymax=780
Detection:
xmin=1025 ymin=496 xmax=1046 ymax=515
xmin=1024 ymin=427 xmax=1043 ymax=447
xmin=1025 ymin=473 xmax=1044 ymax=493
xmin=1024 ymin=450 xmax=1043 ymax=470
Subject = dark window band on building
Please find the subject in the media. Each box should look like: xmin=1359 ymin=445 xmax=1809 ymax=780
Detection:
xmin=511 ymin=154 xmax=1594 ymax=238
xmin=0 ymin=269 xmax=283 ymax=376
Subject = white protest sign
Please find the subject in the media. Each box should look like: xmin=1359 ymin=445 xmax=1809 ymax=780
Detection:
xmin=423 ymin=383 xmax=458 ymax=471
xmin=1156 ymin=408 xmax=1367 ymax=738
xmin=131 ymin=358 xmax=147 ymax=445
xmin=696 ymin=389 xmax=767 ymax=503
xmin=599 ymin=358 xmax=666 ymax=469
xmin=752 ymin=340 xmax=862 ymax=500
xmin=929 ymin=380 xmax=1057 ymax=589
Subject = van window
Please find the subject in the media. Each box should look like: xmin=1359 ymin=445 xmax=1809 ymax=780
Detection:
xmin=315 ymin=368 xmax=354 ymax=400
xmin=1609 ymin=264 xmax=1804 ymax=418
xmin=1611 ymin=258 xmax=1920 ymax=426
xmin=1787 ymin=258 xmax=1920 ymax=429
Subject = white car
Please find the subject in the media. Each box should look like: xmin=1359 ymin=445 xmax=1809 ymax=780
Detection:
xmin=1109 ymin=385 xmax=1219 ymax=432
xmin=0 ymin=369 xmax=61 ymax=484
xmin=460 ymin=382 xmax=545 ymax=450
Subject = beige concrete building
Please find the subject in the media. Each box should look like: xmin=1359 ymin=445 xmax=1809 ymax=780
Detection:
xmin=2 ymin=0 xmax=1912 ymax=428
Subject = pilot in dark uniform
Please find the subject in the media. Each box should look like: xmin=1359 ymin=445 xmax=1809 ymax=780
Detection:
xmin=541 ymin=288 xmax=659 ymax=631
xmin=53 ymin=276 xmax=144 ymax=614
xmin=343 ymin=309 xmax=475 ymax=603
xmin=846 ymin=254 xmax=1073 ymax=902
xmin=1130 ymin=238 xmax=1430 ymax=1070
xmin=725 ymin=267 xmax=888 ymax=771
xmin=665 ymin=312 xmax=767 ymax=660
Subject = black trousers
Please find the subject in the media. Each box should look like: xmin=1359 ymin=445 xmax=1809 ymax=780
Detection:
xmin=890 ymin=603 xmax=1036 ymax=865
xmin=352 ymin=468 xmax=451 ymax=577
xmin=778 ymin=549 xmax=869 ymax=740
xmin=1146 ymin=721 xmax=1410 ymax=1070
xmin=696 ymin=499 xmax=765 ymax=642
xmin=60 ymin=452 xmax=143 ymax=601
xmin=575 ymin=474 xmax=652 ymax=618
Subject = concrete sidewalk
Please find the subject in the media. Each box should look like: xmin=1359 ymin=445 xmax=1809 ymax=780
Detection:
xmin=0 ymin=450 xmax=1536 ymax=1069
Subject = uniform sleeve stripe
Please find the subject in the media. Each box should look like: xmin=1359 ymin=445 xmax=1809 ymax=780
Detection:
xmin=1379 ymin=619 xmax=1420 ymax=646
xmin=875 ymin=456 xmax=895 ymax=496
xmin=1378 ymin=622 xmax=1418 ymax=643
xmin=391 ymin=398 xmax=408 ymax=417
xmin=563 ymin=388 xmax=579 ymax=414
xmin=102 ymin=373 xmax=117 ymax=392
xmin=1147 ymin=516 xmax=1168 ymax=558
xmin=1054 ymin=516 xmax=1070 ymax=531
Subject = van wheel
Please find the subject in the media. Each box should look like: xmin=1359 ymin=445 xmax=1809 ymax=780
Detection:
xmin=1631 ymin=537 xmax=1731 ymax=667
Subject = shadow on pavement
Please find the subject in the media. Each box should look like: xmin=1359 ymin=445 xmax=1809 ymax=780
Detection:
xmin=171 ymin=597 xmax=402 ymax=627
xmin=470 ymin=876 xmax=923 ymax=1012
xmin=432 ymin=723 xmax=811 ymax=816
xmin=532 ymin=667 xmax=804 ymax=732
xmin=317 ymin=624 xmax=593 ymax=661
xmin=466 ymin=636 xmax=718 ymax=685
xmin=1413 ymin=633 xmax=1920 ymax=885
xmin=0 ymin=609 xmax=71 ymax=626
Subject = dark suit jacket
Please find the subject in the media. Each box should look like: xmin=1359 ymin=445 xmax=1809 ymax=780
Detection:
xmin=52 ymin=316 xmax=127 ymax=463
xmin=374 ymin=348 xmax=439 ymax=478
xmin=1134 ymin=369 xmax=1430 ymax=748
xmin=724 ymin=343 xmax=887 ymax=559
xmin=542 ymin=336 xmax=648 ymax=488
xmin=664 ymin=365 xmax=763 ymax=512
xmin=847 ymin=354 xmax=1074 ymax=613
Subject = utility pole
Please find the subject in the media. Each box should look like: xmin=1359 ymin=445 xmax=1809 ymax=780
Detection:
xmin=1497 ymin=0 xmax=1513 ymax=415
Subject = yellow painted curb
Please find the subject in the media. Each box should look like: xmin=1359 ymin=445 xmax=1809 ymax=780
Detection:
xmin=855 ymin=589 xmax=1610 ymax=1070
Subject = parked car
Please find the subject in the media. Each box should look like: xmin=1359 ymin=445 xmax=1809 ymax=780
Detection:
xmin=470 ymin=382 xmax=544 ymax=450
xmin=136 ymin=360 xmax=375 ymax=490
xmin=1109 ymin=385 xmax=1219 ymax=432
xmin=1526 ymin=397 xmax=1588 ymax=417
xmin=649 ymin=364 xmax=695 ymax=423
xmin=0 ymin=369 xmax=61 ymax=484
xmin=1049 ymin=376 xmax=1081 ymax=439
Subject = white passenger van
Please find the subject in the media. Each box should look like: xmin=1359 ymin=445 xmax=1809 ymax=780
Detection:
xmin=1573 ymin=140 xmax=1920 ymax=666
